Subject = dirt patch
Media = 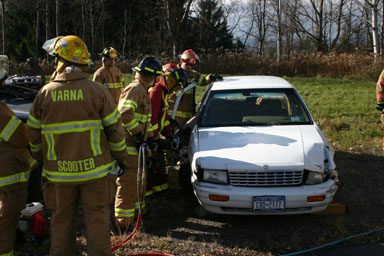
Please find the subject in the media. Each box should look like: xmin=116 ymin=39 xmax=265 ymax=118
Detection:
xmin=15 ymin=150 xmax=384 ymax=256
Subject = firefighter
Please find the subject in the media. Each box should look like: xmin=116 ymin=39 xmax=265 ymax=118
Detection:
xmin=168 ymin=49 xmax=223 ymax=129
xmin=115 ymin=56 xmax=162 ymax=230
xmin=0 ymin=102 xmax=37 ymax=256
xmin=93 ymin=47 xmax=124 ymax=104
xmin=377 ymin=69 xmax=384 ymax=124
xmin=148 ymin=63 xmax=188 ymax=195
xmin=28 ymin=35 xmax=128 ymax=256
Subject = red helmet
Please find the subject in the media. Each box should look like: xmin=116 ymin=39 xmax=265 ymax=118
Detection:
xmin=179 ymin=49 xmax=200 ymax=65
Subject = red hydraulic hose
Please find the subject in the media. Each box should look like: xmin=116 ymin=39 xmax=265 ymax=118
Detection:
xmin=111 ymin=144 xmax=174 ymax=256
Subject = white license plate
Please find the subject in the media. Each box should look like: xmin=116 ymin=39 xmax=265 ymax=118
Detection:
xmin=253 ymin=196 xmax=285 ymax=212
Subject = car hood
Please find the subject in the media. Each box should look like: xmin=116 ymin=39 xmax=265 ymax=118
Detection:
xmin=193 ymin=125 xmax=329 ymax=173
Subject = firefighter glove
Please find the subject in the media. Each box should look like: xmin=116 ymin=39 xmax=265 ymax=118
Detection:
xmin=166 ymin=135 xmax=180 ymax=149
xmin=377 ymin=102 xmax=384 ymax=111
xmin=116 ymin=161 xmax=126 ymax=177
xmin=134 ymin=132 xmax=145 ymax=148
xmin=154 ymin=138 xmax=172 ymax=150
xmin=209 ymin=73 xmax=223 ymax=82
xmin=147 ymin=137 xmax=158 ymax=152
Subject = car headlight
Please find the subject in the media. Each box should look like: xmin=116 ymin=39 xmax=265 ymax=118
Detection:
xmin=304 ymin=170 xmax=326 ymax=185
xmin=203 ymin=169 xmax=228 ymax=184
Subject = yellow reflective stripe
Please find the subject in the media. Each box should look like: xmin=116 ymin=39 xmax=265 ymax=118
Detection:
xmin=119 ymin=100 xmax=137 ymax=110
xmin=29 ymin=157 xmax=38 ymax=169
xmin=152 ymin=123 xmax=159 ymax=131
xmin=145 ymin=190 xmax=154 ymax=197
xmin=90 ymin=129 xmax=102 ymax=156
xmin=45 ymin=134 xmax=57 ymax=160
xmin=160 ymin=183 xmax=169 ymax=190
xmin=102 ymin=108 xmax=121 ymax=126
xmin=0 ymin=249 xmax=14 ymax=256
xmin=135 ymin=200 xmax=146 ymax=209
xmin=127 ymin=146 xmax=138 ymax=155
xmin=107 ymin=82 xmax=123 ymax=88
xmin=134 ymin=113 xmax=151 ymax=122
xmin=147 ymin=123 xmax=154 ymax=132
xmin=41 ymin=120 xmax=103 ymax=134
xmin=109 ymin=138 xmax=126 ymax=152
xmin=115 ymin=207 xmax=135 ymax=217
xmin=27 ymin=114 xmax=41 ymax=129
xmin=168 ymin=110 xmax=192 ymax=118
xmin=41 ymin=162 xmax=114 ymax=182
xmin=124 ymin=119 xmax=139 ymax=131
xmin=0 ymin=169 xmax=31 ymax=188
xmin=152 ymin=185 xmax=162 ymax=192
xmin=144 ymin=67 xmax=162 ymax=75
xmin=30 ymin=143 xmax=42 ymax=152
xmin=0 ymin=116 xmax=21 ymax=142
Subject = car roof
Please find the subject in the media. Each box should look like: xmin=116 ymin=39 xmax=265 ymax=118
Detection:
xmin=210 ymin=76 xmax=294 ymax=91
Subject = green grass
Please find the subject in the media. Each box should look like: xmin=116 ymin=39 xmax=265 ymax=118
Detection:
xmin=195 ymin=77 xmax=383 ymax=153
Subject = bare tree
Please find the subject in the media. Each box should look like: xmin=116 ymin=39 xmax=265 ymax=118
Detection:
xmin=55 ymin=0 xmax=59 ymax=36
xmin=35 ymin=0 xmax=40 ymax=58
xmin=365 ymin=0 xmax=380 ymax=57
xmin=240 ymin=0 xmax=268 ymax=56
xmin=293 ymin=0 xmax=326 ymax=52
xmin=163 ymin=0 xmax=194 ymax=57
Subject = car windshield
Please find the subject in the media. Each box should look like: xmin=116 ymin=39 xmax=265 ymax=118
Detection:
xmin=199 ymin=88 xmax=312 ymax=127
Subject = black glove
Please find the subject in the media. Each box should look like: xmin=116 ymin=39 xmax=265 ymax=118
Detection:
xmin=154 ymin=138 xmax=172 ymax=150
xmin=134 ymin=132 xmax=145 ymax=148
xmin=116 ymin=161 xmax=126 ymax=177
xmin=169 ymin=118 xmax=178 ymax=129
xmin=209 ymin=73 xmax=223 ymax=82
xmin=146 ymin=137 xmax=157 ymax=152
xmin=377 ymin=103 xmax=384 ymax=111
xmin=166 ymin=135 xmax=180 ymax=149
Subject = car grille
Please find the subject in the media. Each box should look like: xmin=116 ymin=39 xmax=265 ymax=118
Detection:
xmin=228 ymin=170 xmax=303 ymax=186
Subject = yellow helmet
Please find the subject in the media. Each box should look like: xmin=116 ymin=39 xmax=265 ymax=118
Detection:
xmin=42 ymin=35 xmax=93 ymax=69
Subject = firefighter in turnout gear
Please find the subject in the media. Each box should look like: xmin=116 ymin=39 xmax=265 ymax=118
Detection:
xmin=168 ymin=49 xmax=223 ymax=129
xmin=93 ymin=47 xmax=124 ymax=104
xmin=0 ymin=102 xmax=37 ymax=256
xmin=115 ymin=56 xmax=162 ymax=228
xmin=148 ymin=63 xmax=188 ymax=194
xmin=28 ymin=35 xmax=129 ymax=256
xmin=376 ymin=69 xmax=384 ymax=124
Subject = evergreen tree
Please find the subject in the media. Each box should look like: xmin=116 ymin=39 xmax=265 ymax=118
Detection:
xmin=194 ymin=0 xmax=233 ymax=52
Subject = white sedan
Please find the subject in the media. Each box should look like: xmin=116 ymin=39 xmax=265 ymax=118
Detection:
xmin=188 ymin=76 xmax=338 ymax=215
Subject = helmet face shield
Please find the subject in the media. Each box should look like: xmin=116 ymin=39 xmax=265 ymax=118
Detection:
xmin=42 ymin=37 xmax=62 ymax=56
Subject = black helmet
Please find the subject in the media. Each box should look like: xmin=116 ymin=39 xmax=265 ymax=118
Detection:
xmin=132 ymin=56 xmax=162 ymax=76
xmin=101 ymin=47 xmax=119 ymax=60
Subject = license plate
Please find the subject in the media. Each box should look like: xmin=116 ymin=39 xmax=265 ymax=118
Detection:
xmin=253 ymin=196 xmax=285 ymax=212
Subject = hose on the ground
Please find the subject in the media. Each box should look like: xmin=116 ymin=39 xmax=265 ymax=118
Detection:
xmin=280 ymin=227 xmax=384 ymax=256
xmin=111 ymin=144 xmax=174 ymax=256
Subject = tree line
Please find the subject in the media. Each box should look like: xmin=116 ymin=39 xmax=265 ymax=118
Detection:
xmin=2 ymin=0 xmax=384 ymax=63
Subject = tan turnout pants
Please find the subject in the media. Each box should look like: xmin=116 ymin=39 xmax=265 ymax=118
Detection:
xmin=0 ymin=183 xmax=28 ymax=255
xmin=114 ymin=154 xmax=146 ymax=227
xmin=43 ymin=175 xmax=116 ymax=256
